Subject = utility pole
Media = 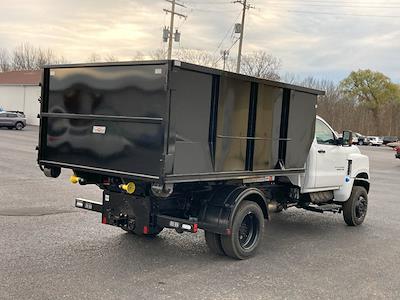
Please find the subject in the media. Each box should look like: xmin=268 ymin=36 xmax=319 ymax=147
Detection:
xmin=234 ymin=0 xmax=254 ymax=73
xmin=221 ymin=50 xmax=230 ymax=70
xmin=163 ymin=0 xmax=187 ymax=60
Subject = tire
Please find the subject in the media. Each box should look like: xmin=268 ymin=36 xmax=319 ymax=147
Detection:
xmin=221 ymin=201 xmax=265 ymax=260
xmin=15 ymin=122 xmax=24 ymax=130
xmin=205 ymin=231 xmax=225 ymax=256
xmin=343 ymin=186 xmax=368 ymax=226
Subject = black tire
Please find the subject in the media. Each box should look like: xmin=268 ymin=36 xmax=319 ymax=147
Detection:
xmin=15 ymin=122 xmax=24 ymax=130
xmin=343 ymin=186 xmax=368 ymax=226
xmin=205 ymin=231 xmax=225 ymax=256
xmin=221 ymin=201 xmax=265 ymax=260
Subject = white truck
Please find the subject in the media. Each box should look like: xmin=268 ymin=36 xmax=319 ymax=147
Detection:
xmin=38 ymin=61 xmax=370 ymax=260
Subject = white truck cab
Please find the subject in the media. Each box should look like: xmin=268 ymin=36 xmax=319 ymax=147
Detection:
xmin=288 ymin=116 xmax=370 ymax=226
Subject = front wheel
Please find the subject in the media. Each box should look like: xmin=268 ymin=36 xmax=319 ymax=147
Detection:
xmin=343 ymin=186 xmax=368 ymax=226
xmin=221 ymin=201 xmax=265 ymax=260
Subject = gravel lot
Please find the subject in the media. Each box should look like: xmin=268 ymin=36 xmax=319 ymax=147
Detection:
xmin=1 ymin=126 xmax=399 ymax=300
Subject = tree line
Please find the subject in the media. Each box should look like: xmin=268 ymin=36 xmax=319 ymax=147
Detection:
xmin=1 ymin=43 xmax=399 ymax=137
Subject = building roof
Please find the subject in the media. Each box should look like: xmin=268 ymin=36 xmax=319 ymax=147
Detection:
xmin=0 ymin=70 xmax=41 ymax=86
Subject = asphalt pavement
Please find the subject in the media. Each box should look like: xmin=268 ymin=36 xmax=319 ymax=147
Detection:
xmin=0 ymin=126 xmax=399 ymax=300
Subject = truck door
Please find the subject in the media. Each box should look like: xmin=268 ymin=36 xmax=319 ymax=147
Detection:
xmin=313 ymin=118 xmax=345 ymax=188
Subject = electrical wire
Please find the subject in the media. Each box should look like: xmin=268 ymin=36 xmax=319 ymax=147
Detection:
xmin=213 ymin=37 xmax=240 ymax=66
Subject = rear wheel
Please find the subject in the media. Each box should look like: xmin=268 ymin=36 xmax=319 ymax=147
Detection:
xmin=15 ymin=122 xmax=24 ymax=130
xmin=205 ymin=231 xmax=225 ymax=256
xmin=221 ymin=201 xmax=265 ymax=260
xmin=343 ymin=186 xmax=368 ymax=226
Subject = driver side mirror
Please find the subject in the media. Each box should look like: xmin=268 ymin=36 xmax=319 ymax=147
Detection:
xmin=342 ymin=130 xmax=353 ymax=147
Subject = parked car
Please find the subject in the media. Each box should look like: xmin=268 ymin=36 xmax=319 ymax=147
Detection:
xmin=0 ymin=111 xmax=26 ymax=130
xmin=383 ymin=136 xmax=398 ymax=145
xmin=367 ymin=136 xmax=383 ymax=146
xmin=354 ymin=132 xmax=368 ymax=145
xmin=388 ymin=141 xmax=400 ymax=148
xmin=395 ymin=146 xmax=400 ymax=159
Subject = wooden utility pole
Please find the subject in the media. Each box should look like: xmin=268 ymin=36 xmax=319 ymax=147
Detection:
xmin=234 ymin=0 xmax=254 ymax=73
xmin=163 ymin=0 xmax=187 ymax=60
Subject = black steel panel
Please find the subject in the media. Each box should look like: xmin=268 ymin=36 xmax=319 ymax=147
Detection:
xmin=253 ymin=85 xmax=283 ymax=170
xmin=44 ymin=118 xmax=164 ymax=176
xmin=47 ymin=65 xmax=167 ymax=118
xmin=215 ymin=77 xmax=251 ymax=172
xmin=285 ymin=91 xmax=317 ymax=168
xmin=169 ymin=69 xmax=214 ymax=175
xmin=41 ymin=64 xmax=168 ymax=177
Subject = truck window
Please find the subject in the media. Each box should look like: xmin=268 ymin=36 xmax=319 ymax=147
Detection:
xmin=315 ymin=119 xmax=336 ymax=145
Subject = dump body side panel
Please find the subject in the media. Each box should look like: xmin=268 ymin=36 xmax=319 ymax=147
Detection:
xmin=166 ymin=64 xmax=318 ymax=182
xmin=167 ymin=68 xmax=214 ymax=174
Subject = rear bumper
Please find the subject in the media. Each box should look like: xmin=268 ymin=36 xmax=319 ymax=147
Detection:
xmin=74 ymin=192 xmax=200 ymax=234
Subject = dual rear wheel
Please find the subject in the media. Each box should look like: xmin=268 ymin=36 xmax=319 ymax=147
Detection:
xmin=205 ymin=201 xmax=265 ymax=260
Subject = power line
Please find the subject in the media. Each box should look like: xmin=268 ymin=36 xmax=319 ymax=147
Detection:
xmin=211 ymin=10 xmax=242 ymax=57
xmin=264 ymin=2 xmax=400 ymax=9
xmin=213 ymin=37 xmax=240 ymax=66
xmin=287 ymin=9 xmax=400 ymax=18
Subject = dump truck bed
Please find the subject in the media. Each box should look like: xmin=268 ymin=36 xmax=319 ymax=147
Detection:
xmin=38 ymin=60 xmax=324 ymax=184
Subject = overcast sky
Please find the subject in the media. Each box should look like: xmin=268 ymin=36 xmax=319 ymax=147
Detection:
xmin=0 ymin=0 xmax=399 ymax=82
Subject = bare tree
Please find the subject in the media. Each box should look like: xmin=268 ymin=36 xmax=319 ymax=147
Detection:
xmin=12 ymin=43 xmax=38 ymax=70
xmin=7 ymin=43 xmax=67 ymax=70
xmin=149 ymin=49 xmax=167 ymax=60
xmin=241 ymin=51 xmax=281 ymax=80
xmin=0 ymin=48 xmax=10 ymax=72
xmin=176 ymin=48 xmax=216 ymax=67
xmin=104 ymin=54 xmax=118 ymax=62
xmin=87 ymin=53 xmax=102 ymax=63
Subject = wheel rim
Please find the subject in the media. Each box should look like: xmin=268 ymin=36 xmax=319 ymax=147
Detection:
xmin=355 ymin=195 xmax=367 ymax=219
xmin=16 ymin=123 xmax=22 ymax=130
xmin=238 ymin=213 xmax=259 ymax=250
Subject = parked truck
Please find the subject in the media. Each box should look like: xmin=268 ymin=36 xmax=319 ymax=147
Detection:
xmin=37 ymin=60 xmax=370 ymax=259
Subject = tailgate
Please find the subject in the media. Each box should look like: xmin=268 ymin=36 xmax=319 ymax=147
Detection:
xmin=38 ymin=63 xmax=169 ymax=179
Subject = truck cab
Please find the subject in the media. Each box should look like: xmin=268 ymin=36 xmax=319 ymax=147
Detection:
xmin=302 ymin=116 xmax=369 ymax=198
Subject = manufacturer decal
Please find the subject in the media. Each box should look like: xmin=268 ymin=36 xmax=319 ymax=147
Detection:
xmin=92 ymin=126 xmax=106 ymax=134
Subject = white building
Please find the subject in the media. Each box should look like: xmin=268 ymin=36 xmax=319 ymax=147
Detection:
xmin=0 ymin=70 xmax=41 ymax=125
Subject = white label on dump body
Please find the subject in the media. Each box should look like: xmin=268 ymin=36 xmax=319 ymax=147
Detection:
xmin=92 ymin=126 xmax=106 ymax=134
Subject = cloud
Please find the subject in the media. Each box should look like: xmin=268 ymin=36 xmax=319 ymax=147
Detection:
xmin=0 ymin=0 xmax=399 ymax=82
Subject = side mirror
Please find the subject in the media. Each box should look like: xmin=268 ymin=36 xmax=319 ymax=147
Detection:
xmin=342 ymin=130 xmax=352 ymax=147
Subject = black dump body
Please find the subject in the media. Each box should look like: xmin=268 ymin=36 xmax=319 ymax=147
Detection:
xmin=38 ymin=60 xmax=324 ymax=184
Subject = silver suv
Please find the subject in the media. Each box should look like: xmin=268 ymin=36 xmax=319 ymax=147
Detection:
xmin=0 ymin=111 xmax=27 ymax=130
